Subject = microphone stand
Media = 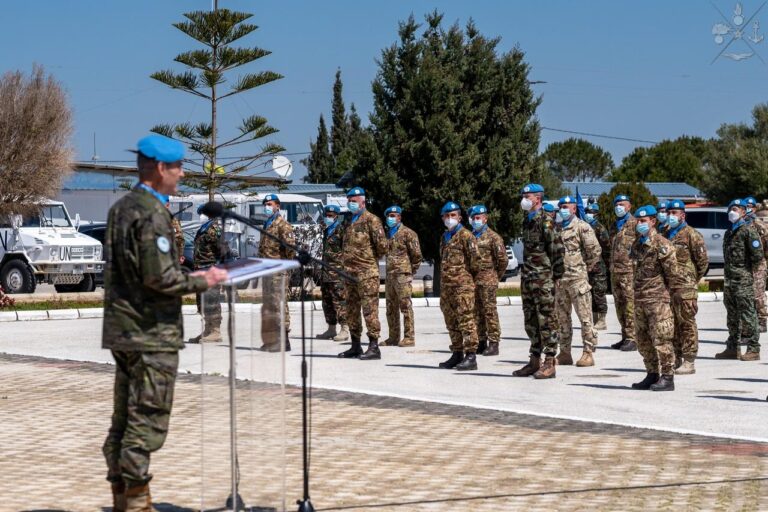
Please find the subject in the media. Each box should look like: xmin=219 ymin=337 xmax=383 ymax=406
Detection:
xmin=217 ymin=208 xmax=357 ymax=512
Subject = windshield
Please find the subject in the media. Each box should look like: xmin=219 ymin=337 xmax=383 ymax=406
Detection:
xmin=22 ymin=205 xmax=72 ymax=228
xmin=284 ymin=202 xmax=323 ymax=224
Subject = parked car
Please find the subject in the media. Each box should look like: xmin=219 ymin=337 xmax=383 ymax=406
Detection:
xmin=501 ymin=245 xmax=519 ymax=281
xmin=76 ymin=222 xmax=107 ymax=288
xmin=683 ymin=206 xmax=728 ymax=270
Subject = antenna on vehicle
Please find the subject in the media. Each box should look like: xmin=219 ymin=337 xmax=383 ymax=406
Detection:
xmin=91 ymin=133 xmax=100 ymax=161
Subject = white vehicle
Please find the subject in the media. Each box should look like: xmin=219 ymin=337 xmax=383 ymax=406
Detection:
xmin=0 ymin=200 xmax=104 ymax=294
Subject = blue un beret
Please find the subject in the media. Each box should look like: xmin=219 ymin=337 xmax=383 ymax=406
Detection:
xmin=135 ymin=134 xmax=185 ymax=163
xmin=729 ymin=198 xmax=747 ymax=209
xmin=558 ymin=196 xmax=576 ymax=206
xmin=385 ymin=205 xmax=402 ymax=216
xmin=745 ymin=196 xmax=757 ymax=207
xmin=521 ymin=183 xmax=544 ymax=194
xmin=262 ymin=193 xmax=280 ymax=204
xmin=542 ymin=203 xmax=556 ymax=213
xmin=634 ymin=205 xmax=657 ymax=218
xmin=614 ymin=194 xmax=630 ymax=204
xmin=346 ymin=186 xmax=365 ymax=197
xmin=468 ymin=204 xmax=488 ymax=217
xmin=585 ymin=202 xmax=599 ymax=212
xmin=657 ymin=201 xmax=668 ymax=210
xmin=324 ymin=204 xmax=341 ymax=214
xmin=441 ymin=201 xmax=461 ymax=215
xmin=667 ymin=199 xmax=685 ymax=211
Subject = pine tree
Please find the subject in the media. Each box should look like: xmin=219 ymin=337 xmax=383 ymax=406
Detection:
xmin=330 ymin=69 xmax=349 ymax=161
xmin=303 ymin=115 xmax=334 ymax=183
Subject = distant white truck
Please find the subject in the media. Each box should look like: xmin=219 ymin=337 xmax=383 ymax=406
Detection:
xmin=0 ymin=200 xmax=104 ymax=294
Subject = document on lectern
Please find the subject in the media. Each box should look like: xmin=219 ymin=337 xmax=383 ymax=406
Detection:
xmin=215 ymin=257 xmax=300 ymax=285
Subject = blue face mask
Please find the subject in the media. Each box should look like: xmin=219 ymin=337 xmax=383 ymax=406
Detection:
xmin=585 ymin=213 xmax=595 ymax=222
xmin=386 ymin=217 xmax=398 ymax=228
xmin=657 ymin=212 xmax=667 ymax=223
xmin=471 ymin=219 xmax=485 ymax=230
xmin=636 ymin=222 xmax=650 ymax=236
xmin=559 ymin=208 xmax=571 ymax=220
xmin=348 ymin=201 xmax=360 ymax=213
xmin=615 ymin=205 xmax=626 ymax=217
xmin=667 ymin=215 xmax=680 ymax=228
xmin=264 ymin=205 xmax=274 ymax=216
xmin=324 ymin=216 xmax=336 ymax=227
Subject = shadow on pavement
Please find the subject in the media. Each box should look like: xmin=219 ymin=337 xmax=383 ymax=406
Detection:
xmin=718 ymin=377 xmax=768 ymax=383
xmin=569 ymin=383 xmax=631 ymax=391
xmin=386 ymin=364 xmax=443 ymax=370
xmin=453 ymin=372 xmax=513 ymax=378
xmin=698 ymin=395 xmax=767 ymax=402
xmin=498 ymin=360 xmax=529 ymax=365
xmin=291 ymin=353 xmax=343 ymax=358
xmin=699 ymin=328 xmax=729 ymax=332
xmin=602 ymin=368 xmax=646 ymax=373
xmin=698 ymin=339 xmax=726 ymax=345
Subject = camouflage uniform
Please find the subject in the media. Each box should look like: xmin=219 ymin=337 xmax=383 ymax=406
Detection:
xmin=321 ymin=220 xmax=346 ymax=326
xmin=723 ymin=221 xmax=763 ymax=353
xmin=193 ymin=220 xmax=226 ymax=331
xmin=385 ymin=224 xmax=422 ymax=343
xmin=102 ymin=186 xmax=209 ymax=488
xmin=259 ymin=213 xmax=296 ymax=346
xmin=342 ymin=209 xmax=388 ymax=340
xmin=440 ymin=225 xmax=480 ymax=353
xmin=666 ymin=223 xmax=708 ymax=362
xmin=630 ymin=229 xmax=677 ymax=376
xmin=587 ymin=219 xmax=610 ymax=315
xmin=171 ymin=217 xmax=185 ymax=259
xmin=609 ymin=214 xmax=638 ymax=343
xmin=521 ymin=208 xmax=565 ymax=356
xmin=746 ymin=215 xmax=768 ymax=330
xmin=472 ymin=226 xmax=507 ymax=346
xmin=556 ymin=217 xmax=601 ymax=352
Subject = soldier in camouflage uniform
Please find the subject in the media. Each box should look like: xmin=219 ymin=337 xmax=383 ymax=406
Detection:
xmin=656 ymin=201 xmax=669 ymax=235
xmin=382 ymin=205 xmax=423 ymax=347
xmin=512 ymin=184 xmax=565 ymax=380
xmin=665 ymin=200 xmax=709 ymax=375
xmin=629 ymin=205 xmax=678 ymax=391
xmin=609 ymin=194 xmax=638 ymax=351
xmin=744 ymin=197 xmax=768 ymax=333
xmin=317 ymin=204 xmax=348 ymax=341
xmin=102 ymin=135 xmax=228 ymax=511
xmin=716 ymin=199 xmax=764 ymax=361
xmin=468 ymin=204 xmax=508 ymax=357
xmin=585 ymin=202 xmax=610 ymax=330
xmin=437 ymin=201 xmax=480 ymax=371
xmin=258 ymin=193 xmax=296 ymax=352
xmin=338 ymin=187 xmax=388 ymax=360
xmin=555 ymin=196 xmax=601 ymax=367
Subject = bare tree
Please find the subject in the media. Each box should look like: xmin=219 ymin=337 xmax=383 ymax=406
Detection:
xmin=0 ymin=65 xmax=73 ymax=216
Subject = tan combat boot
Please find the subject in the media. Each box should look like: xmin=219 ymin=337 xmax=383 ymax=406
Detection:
xmin=533 ymin=355 xmax=557 ymax=379
xmin=676 ymin=359 xmax=696 ymax=375
xmin=576 ymin=346 xmax=594 ymax=367
xmin=594 ymin=312 xmax=607 ymax=331
xmin=201 ymin=325 xmax=222 ymax=343
xmin=333 ymin=325 xmax=350 ymax=341
xmin=316 ymin=324 xmax=337 ymax=339
xmin=125 ymin=483 xmax=151 ymax=512
xmin=398 ymin=337 xmax=415 ymax=347
xmin=512 ymin=355 xmax=540 ymax=377
xmin=556 ymin=349 xmax=573 ymax=366
xmin=111 ymin=482 xmax=126 ymax=512
xmin=741 ymin=350 xmax=761 ymax=361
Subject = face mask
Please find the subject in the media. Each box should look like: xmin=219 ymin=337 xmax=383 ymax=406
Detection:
xmin=559 ymin=208 xmax=571 ymax=220
xmin=348 ymin=201 xmax=360 ymax=213
xmin=520 ymin=198 xmax=533 ymax=211
xmin=728 ymin=210 xmax=741 ymax=223
xmin=471 ymin=219 xmax=485 ymax=230
xmin=199 ymin=214 xmax=209 ymax=223
xmin=667 ymin=215 xmax=680 ymax=228
xmin=324 ymin=216 xmax=336 ymax=227
xmin=614 ymin=205 xmax=626 ymax=217
xmin=555 ymin=214 xmax=563 ymax=224
xmin=657 ymin=212 xmax=667 ymax=223
xmin=636 ymin=222 xmax=650 ymax=236
xmin=264 ymin=206 xmax=274 ymax=216
xmin=585 ymin=213 xmax=595 ymax=222
xmin=747 ymin=208 xmax=754 ymax=214
xmin=386 ymin=217 xmax=398 ymax=228
xmin=444 ymin=218 xmax=459 ymax=230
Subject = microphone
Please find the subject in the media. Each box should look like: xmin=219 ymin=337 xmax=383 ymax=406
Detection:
xmin=200 ymin=201 xmax=225 ymax=219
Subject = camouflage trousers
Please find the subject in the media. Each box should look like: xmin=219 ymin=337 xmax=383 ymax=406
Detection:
xmin=588 ymin=265 xmax=608 ymax=315
xmin=475 ymin=282 xmax=501 ymax=343
xmin=635 ymin=301 xmax=675 ymax=375
xmin=345 ymin=275 xmax=381 ymax=340
xmin=386 ymin=273 xmax=415 ymax=341
xmin=521 ymin=277 xmax=559 ymax=357
xmin=556 ymin=279 xmax=598 ymax=351
xmin=320 ymin=280 xmax=346 ymax=326
xmin=440 ymin=284 xmax=478 ymax=353
xmin=753 ymin=260 xmax=767 ymax=323
xmin=262 ymin=273 xmax=290 ymax=346
xmin=725 ymin=282 xmax=760 ymax=352
xmin=103 ymin=350 xmax=178 ymax=487
xmin=671 ymin=292 xmax=699 ymax=361
xmin=611 ymin=272 xmax=636 ymax=342
xmin=196 ymin=286 xmax=222 ymax=329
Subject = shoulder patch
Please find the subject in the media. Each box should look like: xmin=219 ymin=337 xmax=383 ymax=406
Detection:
xmin=659 ymin=244 xmax=669 ymax=256
xmin=753 ymin=239 xmax=761 ymax=248
xmin=157 ymin=236 xmax=171 ymax=253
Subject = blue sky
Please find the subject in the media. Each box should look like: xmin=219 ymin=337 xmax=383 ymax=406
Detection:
xmin=2 ymin=0 xmax=767 ymax=182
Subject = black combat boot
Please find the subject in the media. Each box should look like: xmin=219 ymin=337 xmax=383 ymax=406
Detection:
xmin=456 ymin=352 xmax=478 ymax=371
xmin=439 ymin=351 xmax=464 ymax=369
xmin=482 ymin=342 xmax=499 ymax=356
xmin=359 ymin=339 xmax=381 ymax=360
xmin=620 ymin=340 xmax=637 ymax=351
xmin=610 ymin=339 xmax=626 ymax=350
xmin=631 ymin=372 xmax=659 ymax=390
xmin=650 ymin=374 xmax=675 ymax=392
xmin=338 ymin=336 xmax=363 ymax=358
xmin=477 ymin=339 xmax=487 ymax=355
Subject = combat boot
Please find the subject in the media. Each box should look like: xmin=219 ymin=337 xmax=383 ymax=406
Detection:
xmin=715 ymin=345 xmax=740 ymax=359
xmin=380 ymin=337 xmax=398 ymax=347
xmin=512 ymin=355 xmax=541 ymax=377
xmin=533 ymin=355 xmax=557 ymax=379
xmin=200 ymin=325 xmax=222 ymax=343
xmin=338 ymin=336 xmax=363 ymax=358
xmin=650 ymin=374 xmax=675 ymax=392
xmin=316 ymin=324 xmax=337 ymax=340
xmin=610 ymin=339 xmax=626 ymax=350
xmin=359 ymin=339 xmax=381 ymax=360
xmin=456 ymin=352 xmax=478 ymax=371
xmin=761 ymin=318 xmax=767 ymax=333
xmin=439 ymin=351 xmax=463 ymax=369
xmin=186 ymin=333 xmax=202 ymax=344
xmin=111 ymin=482 xmax=126 ymax=512
xmin=398 ymin=337 xmax=415 ymax=347
xmin=576 ymin=347 xmax=594 ymax=367
xmin=124 ymin=483 xmax=151 ymax=512
xmin=620 ymin=340 xmax=637 ymax=351
xmin=333 ymin=325 xmax=350 ymax=342
xmin=676 ymin=359 xmax=695 ymax=375
xmin=594 ymin=312 xmax=607 ymax=331
xmin=556 ymin=349 xmax=573 ymax=366
xmin=482 ymin=342 xmax=499 ymax=356
xmin=477 ymin=339 xmax=488 ymax=355
xmin=631 ymin=372 xmax=659 ymax=390
xmin=741 ymin=350 xmax=761 ymax=361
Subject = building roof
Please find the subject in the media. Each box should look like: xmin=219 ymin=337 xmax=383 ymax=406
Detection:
xmin=561 ymin=181 xmax=704 ymax=200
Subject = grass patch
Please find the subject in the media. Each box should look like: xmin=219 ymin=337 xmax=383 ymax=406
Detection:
xmin=6 ymin=300 xmax=103 ymax=311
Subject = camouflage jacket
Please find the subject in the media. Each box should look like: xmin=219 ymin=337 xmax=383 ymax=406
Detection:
xmin=259 ymin=214 xmax=296 ymax=260
xmin=171 ymin=217 xmax=185 ymax=257
xmin=588 ymin=219 xmax=610 ymax=272
xmin=666 ymin=223 xmax=709 ymax=298
xmin=439 ymin=226 xmax=478 ymax=288
xmin=629 ymin=229 xmax=677 ymax=304
xmin=386 ymin=224 xmax=422 ymax=276
xmin=609 ymin=214 xmax=638 ymax=274
xmin=723 ymin=221 xmax=764 ymax=284
xmin=472 ymin=226 xmax=507 ymax=284
xmin=102 ymin=187 xmax=209 ymax=352
xmin=194 ymin=219 xmax=227 ymax=269
xmin=747 ymin=215 xmax=768 ymax=260
xmin=342 ymin=209 xmax=387 ymax=279
xmin=521 ymin=208 xmax=564 ymax=282
xmin=558 ymin=217 xmax=601 ymax=284
xmin=321 ymin=221 xmax=345 ymax=282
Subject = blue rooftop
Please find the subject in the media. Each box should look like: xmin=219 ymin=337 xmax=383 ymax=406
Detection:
xmin=561 ymin=181 xmax=704 ymax=200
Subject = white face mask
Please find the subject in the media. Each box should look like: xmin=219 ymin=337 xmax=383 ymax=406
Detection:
xmin=444 ymin=218 xmax=459 ymax=229
xmin=728 ymin=210 xmax=742 ymax=223
xmin=520 ymin=198 xmax=533 ymax=211
xmin=199 ymin=214 xmax=209 ymax=223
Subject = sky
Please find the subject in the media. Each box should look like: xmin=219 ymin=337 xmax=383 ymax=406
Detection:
xmin=2 ymin=0 xmax=767 ymax=183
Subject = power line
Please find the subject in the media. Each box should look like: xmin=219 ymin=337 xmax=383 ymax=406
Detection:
xmin=541 ymin=126 xmax=659 ymax=145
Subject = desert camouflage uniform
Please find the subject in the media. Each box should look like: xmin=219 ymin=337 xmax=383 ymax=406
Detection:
xmin=102 ymin=186 xmax=209 ymax=488
xmin=746 ymin=214 xmax=768 ymax=330
xmin=724 ymin=221 xmax=763 ymax=353
xmin=440 ymin=225 xmax=480 ymax=353
xmin=609 ymin=214 xmax=638 ymax=343
xmin=587 ymin=218 xmax=610 ymax=315
xmin=259 ymin=213 xmax=296 ymax=346
xmin=342 ymin=209 xmax=388 ymax=340
xmin=630 ymin=229 xmax=677 ymax=375
xmin=385 ymin=224 xmax=422 ymax=342
xmin=521 ymin=208 xmax=565 ymax=356
xmin=194 ymin=220 xmax=226 ymax=330
xmin=556 ymin=216 xmax=601 ymax=352
xmin=320 ymin=220 xmax=346 ymax=326
xmin=472 ymin=226 xmax=507 ymax=345
xmin=171 ymin=217 xmax=185 ymax=259
xmin=666 ymin=223 xmax=708 ymax=362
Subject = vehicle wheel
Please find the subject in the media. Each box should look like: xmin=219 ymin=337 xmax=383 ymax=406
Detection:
xmin=1 ymin=260 xmax=36 ymax=294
